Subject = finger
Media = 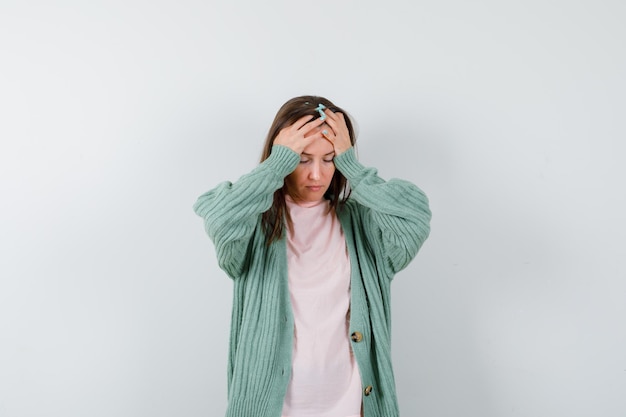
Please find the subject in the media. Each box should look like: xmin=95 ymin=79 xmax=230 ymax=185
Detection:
xmin=291 ymin=114 xmax=315 ymax=131
xmin=323 ymin=108 xmax=339 ymax=122
xmin=322 ymin=112 xmax=341 ymax=135
xmin=299 ymin=116 xmax=325 ymax=135
xmin=297 ymin=133 xmax=324 ymax=151
xmin=334 ymin=112 xmax=347 ymax=133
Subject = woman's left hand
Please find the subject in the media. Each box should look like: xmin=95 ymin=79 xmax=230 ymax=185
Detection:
xmin=321 ymin=109 xmax=352 ymax=156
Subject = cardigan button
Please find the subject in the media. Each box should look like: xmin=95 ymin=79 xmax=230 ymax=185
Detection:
xmin=351 ymin=331 xmax=363 ymax=342
xmin=364 ymin=385 xmax=373 ymax=396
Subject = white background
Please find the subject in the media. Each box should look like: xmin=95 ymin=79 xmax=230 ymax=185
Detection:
xmin=1 ymin=1 xmax=625 ymax=416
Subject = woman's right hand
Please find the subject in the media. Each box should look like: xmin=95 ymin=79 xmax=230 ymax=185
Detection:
xmin=273 ymin=115 xmax=325 ymax=154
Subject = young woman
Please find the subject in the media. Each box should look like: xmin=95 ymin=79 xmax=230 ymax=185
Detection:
xmin=193 ymin=96 xmax=431 ymax=417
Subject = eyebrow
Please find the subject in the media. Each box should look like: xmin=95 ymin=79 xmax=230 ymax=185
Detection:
xmin=301 ymin=151 xmax=336 ymax=157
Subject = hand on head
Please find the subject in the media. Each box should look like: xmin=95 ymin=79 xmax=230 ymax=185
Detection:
xmin=273 ymin=115 xmax=324 ymax=155
xmin=274 ymin=109 xmax=352 ymax=156
xmin=320 ymin=109 xmax=352 ymax=156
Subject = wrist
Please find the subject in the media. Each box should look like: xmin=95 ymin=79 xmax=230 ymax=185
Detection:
xmin=334 ymin=145 xmax=352 ymax=156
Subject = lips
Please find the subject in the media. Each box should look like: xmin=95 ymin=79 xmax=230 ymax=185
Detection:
xmin=306 ymin=185 xmax=323 ymax=191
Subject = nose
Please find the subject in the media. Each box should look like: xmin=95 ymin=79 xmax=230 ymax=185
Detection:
xmin=309 ymin=161 xmax=321 ymax=180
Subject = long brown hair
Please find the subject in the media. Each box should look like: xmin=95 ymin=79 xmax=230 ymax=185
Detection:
xmin=260 ymin=95 xmax=357 ymax=244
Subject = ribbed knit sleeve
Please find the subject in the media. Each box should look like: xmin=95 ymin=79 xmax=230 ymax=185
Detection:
xmin=193 ymin=145 xmax=300 ymax=278
xmin=334 ymin=147 xmax=431 ymax=277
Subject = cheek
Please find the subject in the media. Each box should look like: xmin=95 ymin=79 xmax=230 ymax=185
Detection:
xmin=323 ymin=164 xmax=336 ymax=179
xmin=287 ymin=168 xmax=305 ymax=184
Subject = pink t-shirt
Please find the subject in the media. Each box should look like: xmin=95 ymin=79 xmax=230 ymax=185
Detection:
xmin=281 ymin=197 xmax=362 ymax=417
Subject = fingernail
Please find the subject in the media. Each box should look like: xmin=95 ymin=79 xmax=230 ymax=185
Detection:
xmin=315 ymin=103 xmax=326 ymax=120
xmin=322 ymin=129 xmax=329 ymax=135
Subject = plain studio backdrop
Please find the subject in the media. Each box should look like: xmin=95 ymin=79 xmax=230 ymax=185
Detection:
xmin=1 ymin=0 xmax=624 ymax=416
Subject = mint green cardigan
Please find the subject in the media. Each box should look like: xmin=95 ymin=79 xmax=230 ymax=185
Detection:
xmin=194 ymin=145 xmax=431 ymax=417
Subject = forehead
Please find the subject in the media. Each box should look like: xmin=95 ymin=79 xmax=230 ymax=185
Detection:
xmin=302 ymin=137 xmax=334 ymax=155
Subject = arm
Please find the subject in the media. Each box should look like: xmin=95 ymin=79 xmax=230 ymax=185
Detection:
xmin=193 ymin=145 xmax=299 ymax=278
xmin=322 ymin=108 xmax=431 ymax=277
xmin=193 ymin=115 xmax=326 ymax=278
xmin=334 ymin=148 xmax=431 ymax=276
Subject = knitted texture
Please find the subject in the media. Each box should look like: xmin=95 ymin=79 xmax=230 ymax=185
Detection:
xmin=193 ymin=145 xmax=431 ymax=417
